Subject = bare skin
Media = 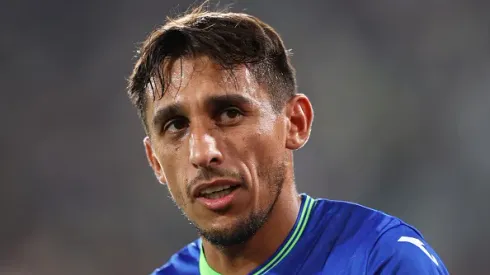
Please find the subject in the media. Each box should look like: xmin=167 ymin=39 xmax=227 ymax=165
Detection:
xmin=142 ymin=56 xmax=314 ymax=274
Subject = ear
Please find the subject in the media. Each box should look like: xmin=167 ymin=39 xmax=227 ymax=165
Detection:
xmin=285 ymin=94 xmax=314 ymax=150
xmin=143 ymin=136 xmax=168 ymax=185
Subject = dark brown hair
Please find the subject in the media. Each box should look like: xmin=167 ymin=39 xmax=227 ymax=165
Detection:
xmin=127 ymin=5 xmax=297 ymax=132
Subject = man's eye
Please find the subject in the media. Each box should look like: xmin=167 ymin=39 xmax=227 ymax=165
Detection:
xmin=219 ymin=107 xmax=243 ymax=123
xmin=164 ymin=118 xmax=189 ymax=133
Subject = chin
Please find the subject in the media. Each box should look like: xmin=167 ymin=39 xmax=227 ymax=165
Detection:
xmin=201 ymin=214 xmax=242 ymax=233
xmin=196 ymin=209 xmax=269 ymax=247
xmin=198 ymin=225 xmax=252 ymax=247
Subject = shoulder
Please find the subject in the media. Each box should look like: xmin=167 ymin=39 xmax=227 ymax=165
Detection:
xmin=366 ymin=223 xmax=449 ymax=274
xmin=310 ymin=197 xmax=448 ymax=274
xmin=150 ymin=239 xmax=201 ymax=275
xmin=306 ymin=197 xmax=406 ymax=259
xmin=311 ymin=198 xmax=403 ymax=240
xmin=354 ymin=213 xmax=449 ymax=275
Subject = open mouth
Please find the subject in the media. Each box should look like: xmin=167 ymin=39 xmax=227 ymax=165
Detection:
xmin=199 ymin=185 xmax=240 ymax=200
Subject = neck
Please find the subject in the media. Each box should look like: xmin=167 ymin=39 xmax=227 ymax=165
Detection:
xmin=201 ymin=182 xmax=301 ymax=275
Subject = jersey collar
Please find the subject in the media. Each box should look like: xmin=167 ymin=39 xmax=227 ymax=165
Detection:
xmin=199 ymin=194 xmax=315 ymax=275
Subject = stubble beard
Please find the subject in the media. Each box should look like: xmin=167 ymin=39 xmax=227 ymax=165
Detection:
xmin=186 ymin=160 xmax=286 ymax=248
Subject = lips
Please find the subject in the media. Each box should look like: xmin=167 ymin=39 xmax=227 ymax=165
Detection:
xmin=199 ymin=184 xmax=240 ymax=199
xmin=193 ymin=179 xmax=241 ymax=198
xmin=192 ymin=179 xmax=242 ymax=211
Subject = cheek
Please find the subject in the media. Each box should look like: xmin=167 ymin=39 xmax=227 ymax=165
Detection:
xmin=241 ymin=121 xmax=285 ymax=169
xmin=256 ymin=116 xmax=286 ymax=153
xmin=158 ymin=148 xmax=188 ymax=200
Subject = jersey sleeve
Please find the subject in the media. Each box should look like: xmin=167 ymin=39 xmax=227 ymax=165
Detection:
xmin=149 ymin=240 xmax=201 ymax=275
xmin=366 ymin=224 xmax=449 ymax=275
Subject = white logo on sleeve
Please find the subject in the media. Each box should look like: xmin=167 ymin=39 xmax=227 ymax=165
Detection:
xmin=397 ymin=236 xmax=439 ymax=266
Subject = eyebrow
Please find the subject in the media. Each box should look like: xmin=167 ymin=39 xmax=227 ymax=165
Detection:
xmin=152 ymin=93 xmax=255 ymax=128
xmin=205 ymin=94 xmax=255 ymax=112
xmin=152 ymin=103 xmax=184 ymax=129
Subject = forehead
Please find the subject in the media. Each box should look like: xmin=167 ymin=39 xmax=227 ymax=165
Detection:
xmin=145 ymin=57 xmax=267 ymax=113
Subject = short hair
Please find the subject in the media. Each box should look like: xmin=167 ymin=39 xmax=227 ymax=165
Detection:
xmin=127 ymin=5 xmax=297 ymax=132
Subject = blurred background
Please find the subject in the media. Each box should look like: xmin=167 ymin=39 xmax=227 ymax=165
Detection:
xmin=1 ymin=0 xmax=489 ymax=274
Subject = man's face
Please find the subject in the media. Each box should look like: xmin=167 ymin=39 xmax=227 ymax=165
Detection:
xmin=143 ymin=57 xmax=290 ymax=246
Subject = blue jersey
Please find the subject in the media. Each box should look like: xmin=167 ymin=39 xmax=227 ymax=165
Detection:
xmin=152 ymin=194 xmax=449 ymax=274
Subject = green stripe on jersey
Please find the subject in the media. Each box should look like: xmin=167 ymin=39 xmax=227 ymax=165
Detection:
xmin=252 ymin=196 xmax=314 ymax=275
xmin=199 ymin=240 xmax=220 ymax=275
xmin=199 ymin=195 xmax=315 ymax=275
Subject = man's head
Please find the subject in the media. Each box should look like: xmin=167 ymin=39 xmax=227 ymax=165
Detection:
xmin=127 ymin=7 xmax=313 ymax=247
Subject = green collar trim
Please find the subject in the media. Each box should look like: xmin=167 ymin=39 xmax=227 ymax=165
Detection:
xmin=199 ymin=194 xmax=315 ymax=275
xmin=199 ymin=240 xmax=221 ymax=275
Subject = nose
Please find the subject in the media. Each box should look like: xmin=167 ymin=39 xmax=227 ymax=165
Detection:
xmin=189 ymin=127 xmax=223 ymax=168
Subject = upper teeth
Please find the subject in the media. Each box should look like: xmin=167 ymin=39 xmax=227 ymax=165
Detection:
xmin=200 ymin=185 xmax=231 ymax=195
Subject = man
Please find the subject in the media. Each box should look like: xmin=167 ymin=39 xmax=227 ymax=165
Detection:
xmin=126 ymin=5 xmax=449 ymax=275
